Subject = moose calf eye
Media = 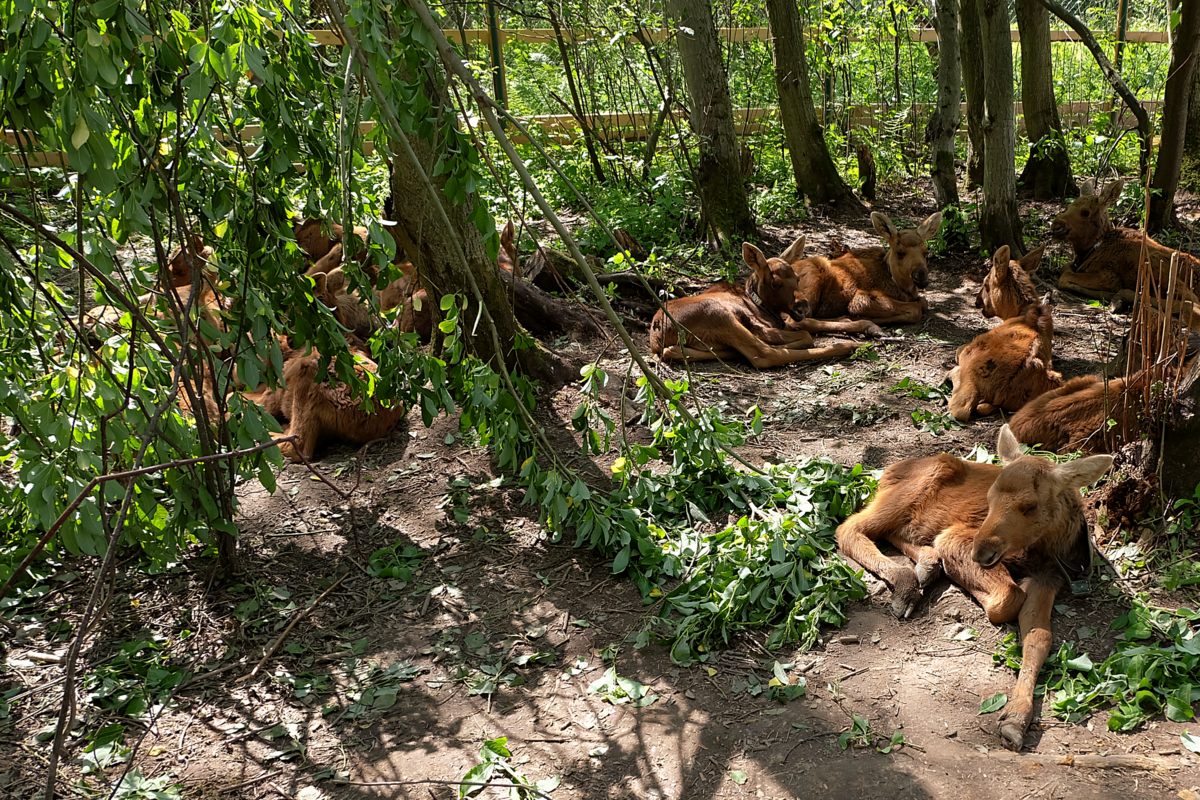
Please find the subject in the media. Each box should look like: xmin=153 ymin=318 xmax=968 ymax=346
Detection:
xmin=1081 ymin=210 xmax=1090 ymax=218
xmin=1020 ymin=503 xmax=1037 ymax=514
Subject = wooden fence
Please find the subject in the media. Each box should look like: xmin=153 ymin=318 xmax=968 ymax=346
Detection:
xmin=1 ymin=26 xmax=1170 ymax=168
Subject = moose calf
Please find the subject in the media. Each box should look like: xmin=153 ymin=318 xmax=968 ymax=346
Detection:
xmin=649 ymin=238 xmax=862 ymax=368
xmin=837 ymin=425 xmax=1112 ymax=750
xmin=791 ymin=212 xmax=942 ymax=325
xmin=948 ymin=245 xmax=1061 ymax=421
xmin=1053 ymin=178 xmax=1199 ymax=321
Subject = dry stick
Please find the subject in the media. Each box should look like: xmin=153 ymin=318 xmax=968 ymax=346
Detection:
xmin=239 ymin=572 xmax=349 ymax=683
xmin=335 ymin=778 xmax=552 ymax=798
xmin=0 ymin=436 xmax=295 ymax=610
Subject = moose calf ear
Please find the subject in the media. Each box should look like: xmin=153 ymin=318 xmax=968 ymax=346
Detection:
xmin=1079 ymin=178 xmax=1097 ymax=196
xmin=1100 ymin=179 xmax=1125 ymax=208
xmin=997 ymin=425 xmax=1023 ymax=465
xmin=1020 ymin=244 xmax=1046 ymax=274
xmin=742 ymin=243 xmax=768 ymax=272
xmin=780 ymin=235 xmax=807 ymax=264
xmin=1054 ymin=454 xmax=1114 ymax=489
xmin=918 ymin=211 xmax=943 ymax=241
xmin=871 ymin=212 xmax=899 ymax=241
xmin=991 ymin=245 xmax=1012 ymax=277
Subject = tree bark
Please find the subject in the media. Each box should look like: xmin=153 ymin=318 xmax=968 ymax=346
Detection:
xmin=959 ymin=0 xmax=986 ymax=189
xmin=1181 ymin=58 xmax=1200 ymax=195
xmin=387 ymin=79 xmax=572 ymax=387
xmin=765 ymin=0 xmax=863 ymax=208
xmin=1148 ymin=0 xmax=1200 ymax=233
xmin=927 ymin=0 xmax=961 ymax=207
xmin=1015 ymin=0 xmax=1075 ymax=199
xmin=978 ymin=0 xmax=1024 ymax=255
xmin=666 ymin=0 xmax=757 ymax=243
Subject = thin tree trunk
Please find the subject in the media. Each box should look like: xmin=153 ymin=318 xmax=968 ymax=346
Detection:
xmin=764 ymin=0 xmax=862 ymax=208
xmin=1033 ymin=0 xmax=1151 ymax=179
xmin=1181 ymin=58 xmax=1200 ymax=195
xmin=665 ymin=0 xmax=756 ymax=244
xmin=387 ymin=79 xmax=572 ymax=386
xmin=1148 ymin=0 xmax=1200 ymax=233
xmin=960 ymin=0 xmax=986 ymax=189
xmin=978 ymin=0 xmax=1024 ymax=255
xmin=927 ymin=0 xmax=961 ymax=207
xmin=1015 ymin=0 xmax=1075 ymax=199
xmin=548 ymin=3 xmax=606 ymax=184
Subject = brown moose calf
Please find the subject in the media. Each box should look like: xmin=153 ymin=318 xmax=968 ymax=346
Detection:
xmin=948 ymin=245 xmax=1061 ymax=421
xmin=837 ymin=426 xmax=1112 ymax=750
xmin=649 ymin=238 xmax=865 ymax=368
xmin=791 ymin=212 xmax=942 ymax=324
xmin=1053 ymin=178 xmax=1200 ymax=319
xmin=1007 ymin=374 xmax=1135 ymax=455
xmin=249 ymin=344 xmax=404 ymax=463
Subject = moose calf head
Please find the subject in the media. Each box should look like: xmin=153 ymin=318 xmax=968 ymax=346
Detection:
xmin=742 ymin=237 xmax=811 ymax=323
xmin=975 ymin=244 xmax=1046 ymax=320
xmin=971 ymin=426 xmax=1112 ymax=570
xmin=1050 ymin=178 xmax=1123 ymax=255
xmin=871 ymin=212 xmax=942 ymax=295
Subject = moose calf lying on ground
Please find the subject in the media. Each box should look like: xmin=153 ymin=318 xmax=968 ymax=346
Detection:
xmin=1053 ymin=178 xmax=1200 ymax=320
xmin=837 ymin=425 xmax=1112 ymax=750
xmin=1008 ymin=373 xmax=1135 ymax=455
xmin=248 ymin=343 xmax=405 ymax=463
xmin=649 ymin=238 xmax=866 ymax=368
xmin=948 ymin=245 xmax=1061 ymax=421
xmin=791 ymin=212 xmax=942 ymax=324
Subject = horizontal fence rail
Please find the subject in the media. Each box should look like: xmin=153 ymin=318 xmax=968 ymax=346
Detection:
xmin=1 ymin=26 xmax=1171 ymax=167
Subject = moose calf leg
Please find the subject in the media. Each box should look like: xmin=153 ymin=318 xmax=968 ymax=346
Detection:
xmin=884 ymin=534 xmax=942 ymax=589
xmin=998 ymin=575 xmax=1057 ymax=751
xmin=837 ymin=503 xmax=923 ymax=619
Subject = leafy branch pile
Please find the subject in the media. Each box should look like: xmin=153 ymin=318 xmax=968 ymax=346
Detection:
xmin=994 ymin=600 xmax=1200 ymax=731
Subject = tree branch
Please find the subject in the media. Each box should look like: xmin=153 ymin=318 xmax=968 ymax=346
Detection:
xmin=1032 ymin=0 xmax=1152 ymax=175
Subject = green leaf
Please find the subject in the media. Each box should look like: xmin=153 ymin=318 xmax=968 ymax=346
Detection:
xmin=728 ymin=770 xmax=748 ymax=785
xmin=979 ymin=693 xmax=1008 ymax=714
xmin=1182 ymin=731 xmax=1200 ymax=754
xmin=1065 ymin=653 xmax=1094 ymax=671
xmin=611 ymin=545 xmax=631 ymax=574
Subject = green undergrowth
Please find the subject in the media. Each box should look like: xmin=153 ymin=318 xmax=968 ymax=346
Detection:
xmin=994 ymin=601 xmax=1200 ymax=733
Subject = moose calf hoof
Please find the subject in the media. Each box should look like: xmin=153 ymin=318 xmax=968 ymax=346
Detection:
xmin=999 ymin=722 xmax=1026 ymax=751
xmin=864 ymin=322 xmax=885 ymax=338
xmin=915 ymin=557 xmax=941 ymax=589
xmin=277 ymin=439 xmax=302 ymax=464
xmin=890 ymin=568 xmax=922 ymax=619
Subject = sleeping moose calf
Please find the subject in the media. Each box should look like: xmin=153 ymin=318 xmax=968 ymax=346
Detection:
xmin=836 ymin=425 xmax=1112 ymax=750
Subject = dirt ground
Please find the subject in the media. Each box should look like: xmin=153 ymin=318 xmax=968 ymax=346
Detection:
xmin=4 ymin=189 xmax=1200 ymax=799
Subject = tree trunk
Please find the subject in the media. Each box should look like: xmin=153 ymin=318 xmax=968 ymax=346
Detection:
xmin=978 ymin=0 xmax=1025 ymax=255
xmin=1148 ymin=0 xmax=1200 ymax=233
xmin=1162 ymin=356 xmax=1200 ymax=499
xmin=387 ymin=82 xmax=572 ymax=387
xmin=1015 ymin=0 xmax=1075 ymax=199
xmin=960 ymin=0 xmax=986 ymax=189
xmin=1181 ymin=59 xmax=1200 ymax=195
xmin=765 ymin=0 xmax=863 ymax=208
xmin=927 ymin=0 xmax=961 ymax=207
xmin=955 ymin=0 xmax=984 ymax=189
xmin=666 ymin=0 xmax=756 ymax=243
